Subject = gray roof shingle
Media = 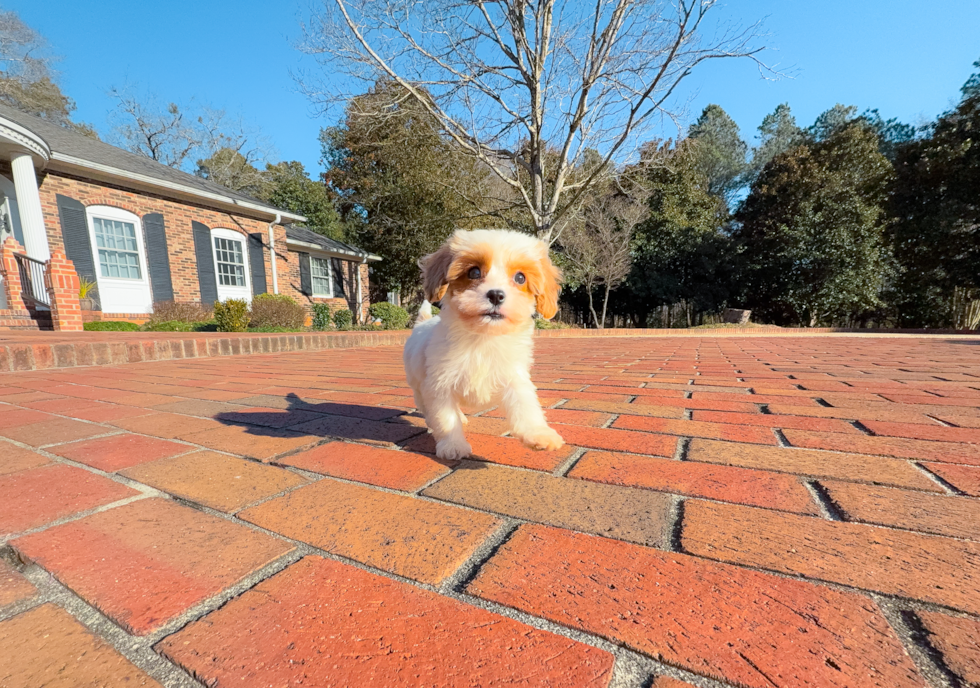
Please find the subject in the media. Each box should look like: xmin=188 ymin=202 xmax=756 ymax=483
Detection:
xmin=0 ymin=103 xmax=300 ymax=219
xmin=285 ymin=224 xmax=381 ymax=261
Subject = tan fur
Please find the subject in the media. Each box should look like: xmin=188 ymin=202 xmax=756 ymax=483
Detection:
xmin=405 ymin=229 xmax=564 ymax=461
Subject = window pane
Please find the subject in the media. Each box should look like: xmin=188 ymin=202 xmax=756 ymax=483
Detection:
xmin=213 ymin=236 xmax=246 ymax=287
xmin=93 ymin=217 xmax=141 ymax=279
xmin=311 ymin=257 xmax=331 ymax=296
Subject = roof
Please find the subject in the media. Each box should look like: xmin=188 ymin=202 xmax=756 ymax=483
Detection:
xmin=0 ymin=103 xmax=305 ymax=223
xmin=285 ymin=224 xmax=382 ymax=261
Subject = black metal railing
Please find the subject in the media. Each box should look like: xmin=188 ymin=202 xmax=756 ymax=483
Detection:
xmin=14 ymin=253 xmax=50 ymax=308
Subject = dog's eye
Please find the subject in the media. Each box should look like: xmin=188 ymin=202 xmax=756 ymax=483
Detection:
xmin=467 ymin=266 xmax=481 ymax=279
xmin=514 ymin=272 xmax=526 ymax=285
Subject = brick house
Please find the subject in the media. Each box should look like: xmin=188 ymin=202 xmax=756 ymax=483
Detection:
xmin=0 ymin=103 xmax=379 ymax=330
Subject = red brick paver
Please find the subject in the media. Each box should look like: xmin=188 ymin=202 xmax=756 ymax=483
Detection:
xmin=158 ymin=556 xmax=613 ymax=687
xmin=12 ymin=499 xmax=293 ymax=634
xmin=0 ymin=604 xmax=160 ymax=687
xmin=468 ymin=524 xmax=925 ymax=688
xmin=3 ymin=334 xmax=980 ymax=686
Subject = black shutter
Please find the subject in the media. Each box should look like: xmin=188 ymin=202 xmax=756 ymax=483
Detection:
xmin=192 ymin=221 xmax=218 ymax=306
xmin=56 ymin=195 xmax=99 ymax=307
xmin=142 ymin=213 xmax=174 ymax=303
xmin=331 ymin=258 xmax=346 ymax=298
xmin=248 ymin=233 xmax=267 ymax=296
xmin=298 ymin=252 xmax=312 ymax=296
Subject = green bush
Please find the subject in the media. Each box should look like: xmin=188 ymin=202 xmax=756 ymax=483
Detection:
xmin=333 ymin=309 xmax=353 ymax=330
xmin=369 ymin=302 xmax=410 ymax=330
xmin=142 ymin=320 xmax=196 ymax=332
xmin=213 ymin=299 xmax=250 ymax=332
xmin=311 ymin=303 xmax=332 ymax=330
xmin=249 ymin=293 xmax=307 ymax=330
xmin=534 ymin=317 xmax=571 ymax=330
xmin=83 ymin=321 xmax=140 ymax=332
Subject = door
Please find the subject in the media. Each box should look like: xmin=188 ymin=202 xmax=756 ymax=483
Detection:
xmin=210 ymin=228 xmax=252 ymax=303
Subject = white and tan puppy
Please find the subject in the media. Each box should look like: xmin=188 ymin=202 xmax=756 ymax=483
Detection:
xmin=403 ymin=229 xmax=564 ymax=461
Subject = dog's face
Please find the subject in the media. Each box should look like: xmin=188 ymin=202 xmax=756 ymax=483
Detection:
xmin=420 ymin=229 xmax=561 ymax=333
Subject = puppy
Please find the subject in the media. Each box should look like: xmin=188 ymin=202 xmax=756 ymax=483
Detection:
xmin=403 ymin=229 xmax=564 ymax=461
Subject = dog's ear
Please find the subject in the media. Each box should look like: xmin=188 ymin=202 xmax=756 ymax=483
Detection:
xmin=419 ymin=243 xmax=454 ymax=303
xmin=534 ymin=247 xmax=562 ymax=320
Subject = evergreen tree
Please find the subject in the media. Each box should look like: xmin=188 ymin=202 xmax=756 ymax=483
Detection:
xmin=688 ymin=104 xmax=747 ymax=204
xmin=625 ymin=140 xmax=733 ymax=325
xmin=888 ymin=58 xmax=980 ymax=327
xmin=747 ymin=103 xmax=802 ymax=180
xmin=735 ymin=122 xmax=893 ymax=326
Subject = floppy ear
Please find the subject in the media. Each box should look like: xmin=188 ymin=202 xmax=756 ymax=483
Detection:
xmin=534 ymin=249 xmax=562 ymax=320
xmin=419 ymin=243 xmax=454 ymax=303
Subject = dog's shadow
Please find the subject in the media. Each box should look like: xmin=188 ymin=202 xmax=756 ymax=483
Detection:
xmin=214 ymin=392 xmax=487 ymax=468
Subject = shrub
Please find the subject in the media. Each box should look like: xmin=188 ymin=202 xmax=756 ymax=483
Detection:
xmin=534 ymin=317 xmax=571 ymax=330
xmin=249 ymin=293 xmax=306 ymax=330
xmin=142 ymin=320 xmax=196 ymax=332
xmin=333 ymin=309 xmax=353 ymax=330
xmin=150 ymin=301 xmax=212 ymax=323
xmin=311 ymin=303 xmax=332 ymax=330
xmin=369 ymin=302 xmax=410 ymax=330
xmin=213 ymin=299 xmax=250 ymax=332
xmin=83 ymin=321 xmax=139 ymax=332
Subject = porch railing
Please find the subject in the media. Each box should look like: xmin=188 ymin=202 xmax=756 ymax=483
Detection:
xmin=14 ymin=253 xmax=50 ymax=309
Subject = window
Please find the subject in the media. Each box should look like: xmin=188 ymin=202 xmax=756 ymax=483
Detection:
xmin=331 ymin=258 xmax=346 ymax=298
xmin=93 ymin=216 xmax=142 ymax=279
xmin=311 ymin=256 xmax=332 ymax=296
xmin=214 ymin=236 xmax=246 ymax=287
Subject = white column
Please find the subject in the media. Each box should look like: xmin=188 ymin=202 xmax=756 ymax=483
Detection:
xmin=10 ymin=151 xmax=49 ymax=262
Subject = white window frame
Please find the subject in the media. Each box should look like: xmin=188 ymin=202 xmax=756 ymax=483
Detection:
xmin=310 ymin=255 xmax=333 ymax=298
xmin=88 ymin=206 xmax=147 ymax=282
xmin=85 ymin=205 xmax=153 ymax=313
xmin=210 ymin=227 xmax=251 ymax=302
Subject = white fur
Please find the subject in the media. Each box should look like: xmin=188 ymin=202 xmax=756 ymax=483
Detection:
xmin=403 ymin=229 xmax=563 ymax=461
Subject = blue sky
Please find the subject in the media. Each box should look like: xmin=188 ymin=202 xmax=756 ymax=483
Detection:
xmin=13 ymin=0 xmax=980 ymax=174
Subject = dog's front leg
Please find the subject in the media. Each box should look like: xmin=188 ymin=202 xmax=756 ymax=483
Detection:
xmin=425 ymin=394 xmax=472 ymax=461
xmin=502 ymin=381 xmax=564 ymax=451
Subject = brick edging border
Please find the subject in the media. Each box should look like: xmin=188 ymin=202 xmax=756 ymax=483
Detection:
xmin=0 ymin=331 xmax=412 ymax=373
xmin=3 ymin=326 xmax=979 ymax=372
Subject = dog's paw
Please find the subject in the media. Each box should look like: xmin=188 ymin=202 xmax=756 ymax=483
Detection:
xmin=435 ymin=437 xmax=472 ymax=461
xmin=520 ymin=426 xmax=565 ymax=451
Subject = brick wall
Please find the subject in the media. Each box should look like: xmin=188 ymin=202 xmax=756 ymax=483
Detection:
xmin=29 ymin=169 xmax=371 ymax=320
xmin=280 ymin=251 xmax=372 ymax=322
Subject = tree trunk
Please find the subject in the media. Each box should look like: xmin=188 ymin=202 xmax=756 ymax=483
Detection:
xmin=601 ymin=284 xmax=611 ymax=329
xmin=586 ymin=285 xmax=601 ymax=329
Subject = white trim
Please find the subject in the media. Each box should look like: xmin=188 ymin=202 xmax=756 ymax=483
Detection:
xmin=210 ymin=227 xmax=252 ymax=303
xmin=47 ymin=153 xmax=305 ymax=223
xmin=0 ymin=117 xmax=51 ymax=163
xmin=86 ymin=205 xmax=152 ymax=313
xmin=285 ymin=238 xmax=381 ymax=262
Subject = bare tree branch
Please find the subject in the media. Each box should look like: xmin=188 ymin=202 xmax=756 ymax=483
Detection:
xmin=299 ymin=0 xmax=770 ymax=241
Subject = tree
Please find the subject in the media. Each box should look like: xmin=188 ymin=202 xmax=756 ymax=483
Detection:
xmin=196 ymin=147 xmax=270 ymax=197
xmin=688 ymin=104 xmax=747 ymax=203
xmin=109 ymin=90 xmax=266 ymax=172
xmin=888 ymin=57 xmax=980 ymax=327
xmin=560 ymin=182 xmax=647 ymax=328
xmin=262 ymin=161 xmax=343 ymax=240
xmin=302 ymin=0 xmax=766 ymax=242
xmin=746 ymin=103 xmax=802 ymax=180
xmin=807 ymin=103 xmax=858 ymax=142
xmin=322 ymin=80 xmax=490 ymax=297
xmin=734 ymin=121 xmax=893 ymax=326
xmin=0 ymin=10 xmax=95 ymax=135
xmin=861 ymin=109 xmax=917 ymax=162
xmin=626 ymin=139 xmax=731 ymax=325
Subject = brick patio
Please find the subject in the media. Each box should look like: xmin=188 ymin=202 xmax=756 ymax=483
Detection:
xmin=1 ymin=334 xmax=979 ymax=687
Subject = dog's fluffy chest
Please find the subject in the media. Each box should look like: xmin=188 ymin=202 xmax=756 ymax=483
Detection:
xmin=431 ymin=330 xmax=532 ymax=408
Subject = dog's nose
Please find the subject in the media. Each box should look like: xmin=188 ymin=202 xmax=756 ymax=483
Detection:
xmin=487 ymin=290 xmax=505 ymax=305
